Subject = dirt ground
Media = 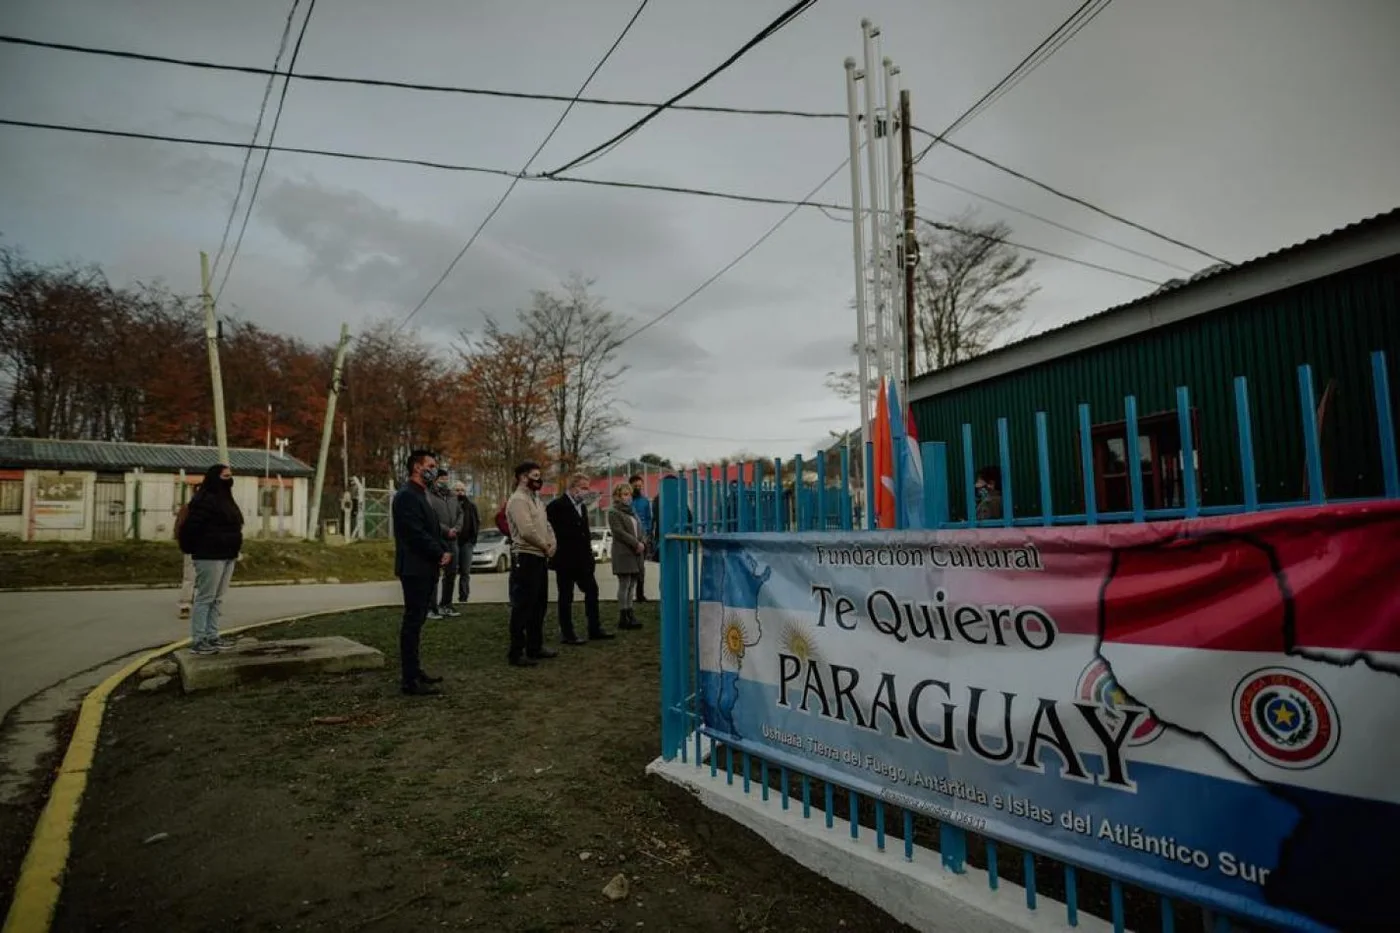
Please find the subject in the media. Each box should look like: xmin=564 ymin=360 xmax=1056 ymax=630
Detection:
xmin=51 ymin=604 xmax=913 ymax=932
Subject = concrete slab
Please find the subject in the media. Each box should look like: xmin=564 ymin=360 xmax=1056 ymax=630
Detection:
xmin=175 ymin=636 xmax=385 ymax=693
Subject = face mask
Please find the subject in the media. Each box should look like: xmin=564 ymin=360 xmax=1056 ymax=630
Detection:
xmin=222 ymin=476 xmax=234 ymax=488
xmin=528 ymin=477 xmax=543 ymax=491
xmin=420 ymin=466 xmax=438 ymax=483
xmin=976 ymin=485 xmax=990 ymax=501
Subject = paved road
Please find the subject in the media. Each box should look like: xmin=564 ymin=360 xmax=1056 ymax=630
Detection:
xmin=0 ymin=562 xmax=658 ymax=723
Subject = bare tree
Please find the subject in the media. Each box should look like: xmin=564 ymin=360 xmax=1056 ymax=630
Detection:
xmin=823 ymin=211 xmax=1037 ymax=399
xmin=520 ymin=274 xmax=628 ymax=482
xmin=454 ymin=317 xmax=554 ymax=495
xmin=914 ymin=211 xmax=1037 ymax=371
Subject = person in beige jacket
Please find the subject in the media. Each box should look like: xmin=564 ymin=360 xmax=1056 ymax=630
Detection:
xmin=504 ymin=460 xmax=557 ymax=666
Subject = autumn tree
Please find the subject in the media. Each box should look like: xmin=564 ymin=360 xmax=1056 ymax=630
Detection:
xmin=520 ymin=274 xmax=628 ymax=483
xmin=455 ymin=317 xmax=554 ymax=498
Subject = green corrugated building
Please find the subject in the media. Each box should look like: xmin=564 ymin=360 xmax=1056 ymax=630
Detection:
xmin=909 ymin=209 xmax=1400 ymax=520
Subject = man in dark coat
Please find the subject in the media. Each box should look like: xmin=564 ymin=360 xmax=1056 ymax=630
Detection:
xmin=393 ymin=449 xmax=451 ymax=696
xmin=546 ymin=473 xmax=613 ymax=645
xmin=452 ymin=481 xmax=481 ymax=604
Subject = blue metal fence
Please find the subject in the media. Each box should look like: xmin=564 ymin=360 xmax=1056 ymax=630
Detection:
xmin=657 ymin=350 xmax=1398 ymax=933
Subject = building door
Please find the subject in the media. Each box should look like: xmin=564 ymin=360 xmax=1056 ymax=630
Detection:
xmin=93 ymin=474 xmax=126 ymax=541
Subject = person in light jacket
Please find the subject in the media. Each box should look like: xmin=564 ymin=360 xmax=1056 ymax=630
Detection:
xmin=608 ymin=482 xmax=645 ymax=630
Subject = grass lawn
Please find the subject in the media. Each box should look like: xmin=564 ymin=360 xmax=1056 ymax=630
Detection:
xmin=0 ymin=538 xmax=395 ymax=589
xmin=51 ymin=603 xmax=911 ymax=932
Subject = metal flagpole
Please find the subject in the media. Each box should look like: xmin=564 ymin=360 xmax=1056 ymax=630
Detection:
xmin=861 ymin=19 xmax=887 ymax=396
xmin=844 ymin=57 xmax=872 ymax=457
xmin=884 ymin=58 xmax=906 ymax=407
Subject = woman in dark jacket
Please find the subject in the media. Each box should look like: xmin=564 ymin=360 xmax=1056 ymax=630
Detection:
xmin=178 ymin=464 xmax=245 ymax=655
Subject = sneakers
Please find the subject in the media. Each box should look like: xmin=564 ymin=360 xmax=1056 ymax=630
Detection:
xmin=440 ymin=606 xmax=461 ymax=618
xmin=214 ymin=637 xmax=237 ymax=650
xmin=426 ymin=608 xmax=443 ymax=620
xmin=190 ymin=643 xmax=218 ymax=656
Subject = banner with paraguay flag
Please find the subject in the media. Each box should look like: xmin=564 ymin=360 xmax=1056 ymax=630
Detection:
xmin=694 ymin=501 xmax=1400 ymax=931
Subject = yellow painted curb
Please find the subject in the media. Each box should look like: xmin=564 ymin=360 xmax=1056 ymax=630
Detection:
xmin=1 ymin=602 xmax=395 ymax=933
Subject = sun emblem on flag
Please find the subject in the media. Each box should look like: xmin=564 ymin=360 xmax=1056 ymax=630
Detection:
xmin=1232 ymin=667 xmax=1339 ymax=770
xmin=720 ymin=609 xmax=761 ymax=668
xmin=779 ymin=621 xmax=822 ymax=667
xmin=1076 ymin=658 xmax=1164 ymax=746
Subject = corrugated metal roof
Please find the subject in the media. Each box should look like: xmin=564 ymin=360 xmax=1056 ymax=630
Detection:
xmin=0 ymin=438 xmax=316 ymax=477
xmin=910 ymin=207 xmax=1400 ymax=394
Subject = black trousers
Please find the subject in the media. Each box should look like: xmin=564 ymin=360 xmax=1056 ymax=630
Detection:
xmin=508 ymin=553 xmax=548 ymax=660
xmin=456 ymin=540 xmax=473 ymax=601
xmin=435 ymin=546 xmax=457 ymax=609
xmin=555 ymin=565 xmax=602 ymax=639
xmin=635 ymin=545 xmax=647 ymax=599
xmin=398 ymin=573 xmax=437 ymax=687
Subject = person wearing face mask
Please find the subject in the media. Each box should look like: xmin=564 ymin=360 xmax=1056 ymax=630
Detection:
xmin=974 ymin=465 xmax=1004 ymax=522
xmin=393 ymin=450 xmax=453 ymax=695
xmin=452 ymin=481 xmax=480 ymax=604
xmin=504 ymin=460 xmax=557 ymax=667
xmin=545 ymin=472 xmax=613 ymax=645
xmin=428 ymin=472 xmax=464 ymax=619
xmin=177 ymin=464 xmax=244 ymax=655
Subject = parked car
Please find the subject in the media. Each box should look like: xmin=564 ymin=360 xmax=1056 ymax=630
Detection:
xmin=471 ymin=529 xmax=511 ymax=573
xmin=591 ymin=528 xmax=612 ymax=562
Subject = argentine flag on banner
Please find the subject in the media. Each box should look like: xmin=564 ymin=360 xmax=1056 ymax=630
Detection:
xmin=887 ymin=378 xmax=925 ymax=529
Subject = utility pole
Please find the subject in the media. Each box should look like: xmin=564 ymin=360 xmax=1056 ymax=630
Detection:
xmin=200 ymin=251 xmax=229 ymax=463
xmin=341 ymin=415 xmax=349 ymax=491
xmin=308 ymin=323 xmax=351 ymax=539
xmin=900 ymin=89 xmax=918 ymax=386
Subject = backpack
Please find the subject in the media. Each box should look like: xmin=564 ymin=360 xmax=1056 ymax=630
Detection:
xmin=495 ymin=504 xmax=510 ymax=536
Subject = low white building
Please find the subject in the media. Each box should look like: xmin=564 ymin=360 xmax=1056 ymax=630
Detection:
xmin=0 ymin=438 xmax=314 ymax=542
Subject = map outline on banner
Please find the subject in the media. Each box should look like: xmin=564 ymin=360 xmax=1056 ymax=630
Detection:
xmin=693 ymin=503 xmax=1400 ymax=933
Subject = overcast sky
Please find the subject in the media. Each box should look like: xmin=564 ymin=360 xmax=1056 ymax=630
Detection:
xmin=3 ymin=0 xmax=1398 ymax=465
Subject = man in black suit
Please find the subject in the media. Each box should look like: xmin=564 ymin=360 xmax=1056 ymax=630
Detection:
xmin=392 ymin=449 xmax=452 ymax=696
xmin=545 ymin=472 xmax=614 ymax=645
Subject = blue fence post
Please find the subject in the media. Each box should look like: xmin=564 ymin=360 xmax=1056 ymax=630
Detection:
xmin=816 ymin=449 xmax=828 ymax=531
xmin=772 ymin=458 xmax=783 ymax=531
xmin=864 ymin=442 xmax=876 ymax=530
xmin=1177 ymin=386 xmax=1199 ymax=518
xmin=1078 ymin=403 xmax=1098 ymax=524
xmin=930 ymin=441 xmax=950 ymax=527
xmin=1125 ymin=395 xmax=1146 ymax=522
xmin=658 ymin=475 xmax=687 ymax=760
xmin=1297 ymin=364 xmax=1325 ymax=504
xmin=840 ymin=444 xmax=853 ymax=530
xmin=921 ymin=442 xmax=939 ymax=528
xmin=1374 ymin=351 xmax=1399 ymax=498
xmin=736 ymin=462 xmax=749 ymax=533
xmin=960 ymin=423 xmax=976 ymax=525
xmin=893 ymin=430 xmax=907 ymax=530
xmin=1035 ymin=411 xmax=1053 ymax=524
xmin=794 ymin=454 xmax=805 ymax=530
xmin=997 ymin=416 xmax=1014 ymax=527
xmin=1233 ymin=377 xmax=1259 ymax=511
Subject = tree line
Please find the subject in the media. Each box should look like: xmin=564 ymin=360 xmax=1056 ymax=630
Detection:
xmin=0 ymin=245 xmax=631 ymax=501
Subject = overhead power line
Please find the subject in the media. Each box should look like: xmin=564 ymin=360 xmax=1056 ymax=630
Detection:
xmin=935 ymin=0 xmax=1112 ymax=142
xmin=210 ymin=0 xmax=300 ymax=278
xmin=393 ymin=0 xmax=651 ymax=334
xmin=542 ymin=0 xmax=820 ymax=176
xmin=0 ymin=117 xmax=1163 ymax=285
xmin=914 ymin=169 xmax=1195 ymax=274
xmin=911 ymin=124 xmax=1233 ymax=267
xmin=626 ymin=424 xmax=824 ymax=445
xmin=0 ymin=34 xmax=848 ymax=120
xmin=613 ymin=156 xmax=854 ymax=348
xmin=913 ymin=214 xmax=1161 ymax=285
xmin=214 ymin=0 xmax=317 ymax=304
xmin=3 ymin=29 xmax=1228 ymax=268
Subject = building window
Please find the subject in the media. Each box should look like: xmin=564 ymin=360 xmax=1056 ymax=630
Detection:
xmin=0 ymin=479 xmax=22 ymax=515
xmin=259 ymin=482 xmax=294 ymax=517
xmin=1088 ymin=410 xmax=1198 ymax=512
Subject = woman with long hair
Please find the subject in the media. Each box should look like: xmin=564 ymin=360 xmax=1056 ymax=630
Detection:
xmin=178 ymin=464 xmax=245 ymax=655
xmin=607 ymin=482 xmax=645 ymax=630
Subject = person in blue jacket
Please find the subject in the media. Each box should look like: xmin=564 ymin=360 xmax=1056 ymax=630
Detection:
xmin=628 ymin=474 xmax=651 ymax=603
